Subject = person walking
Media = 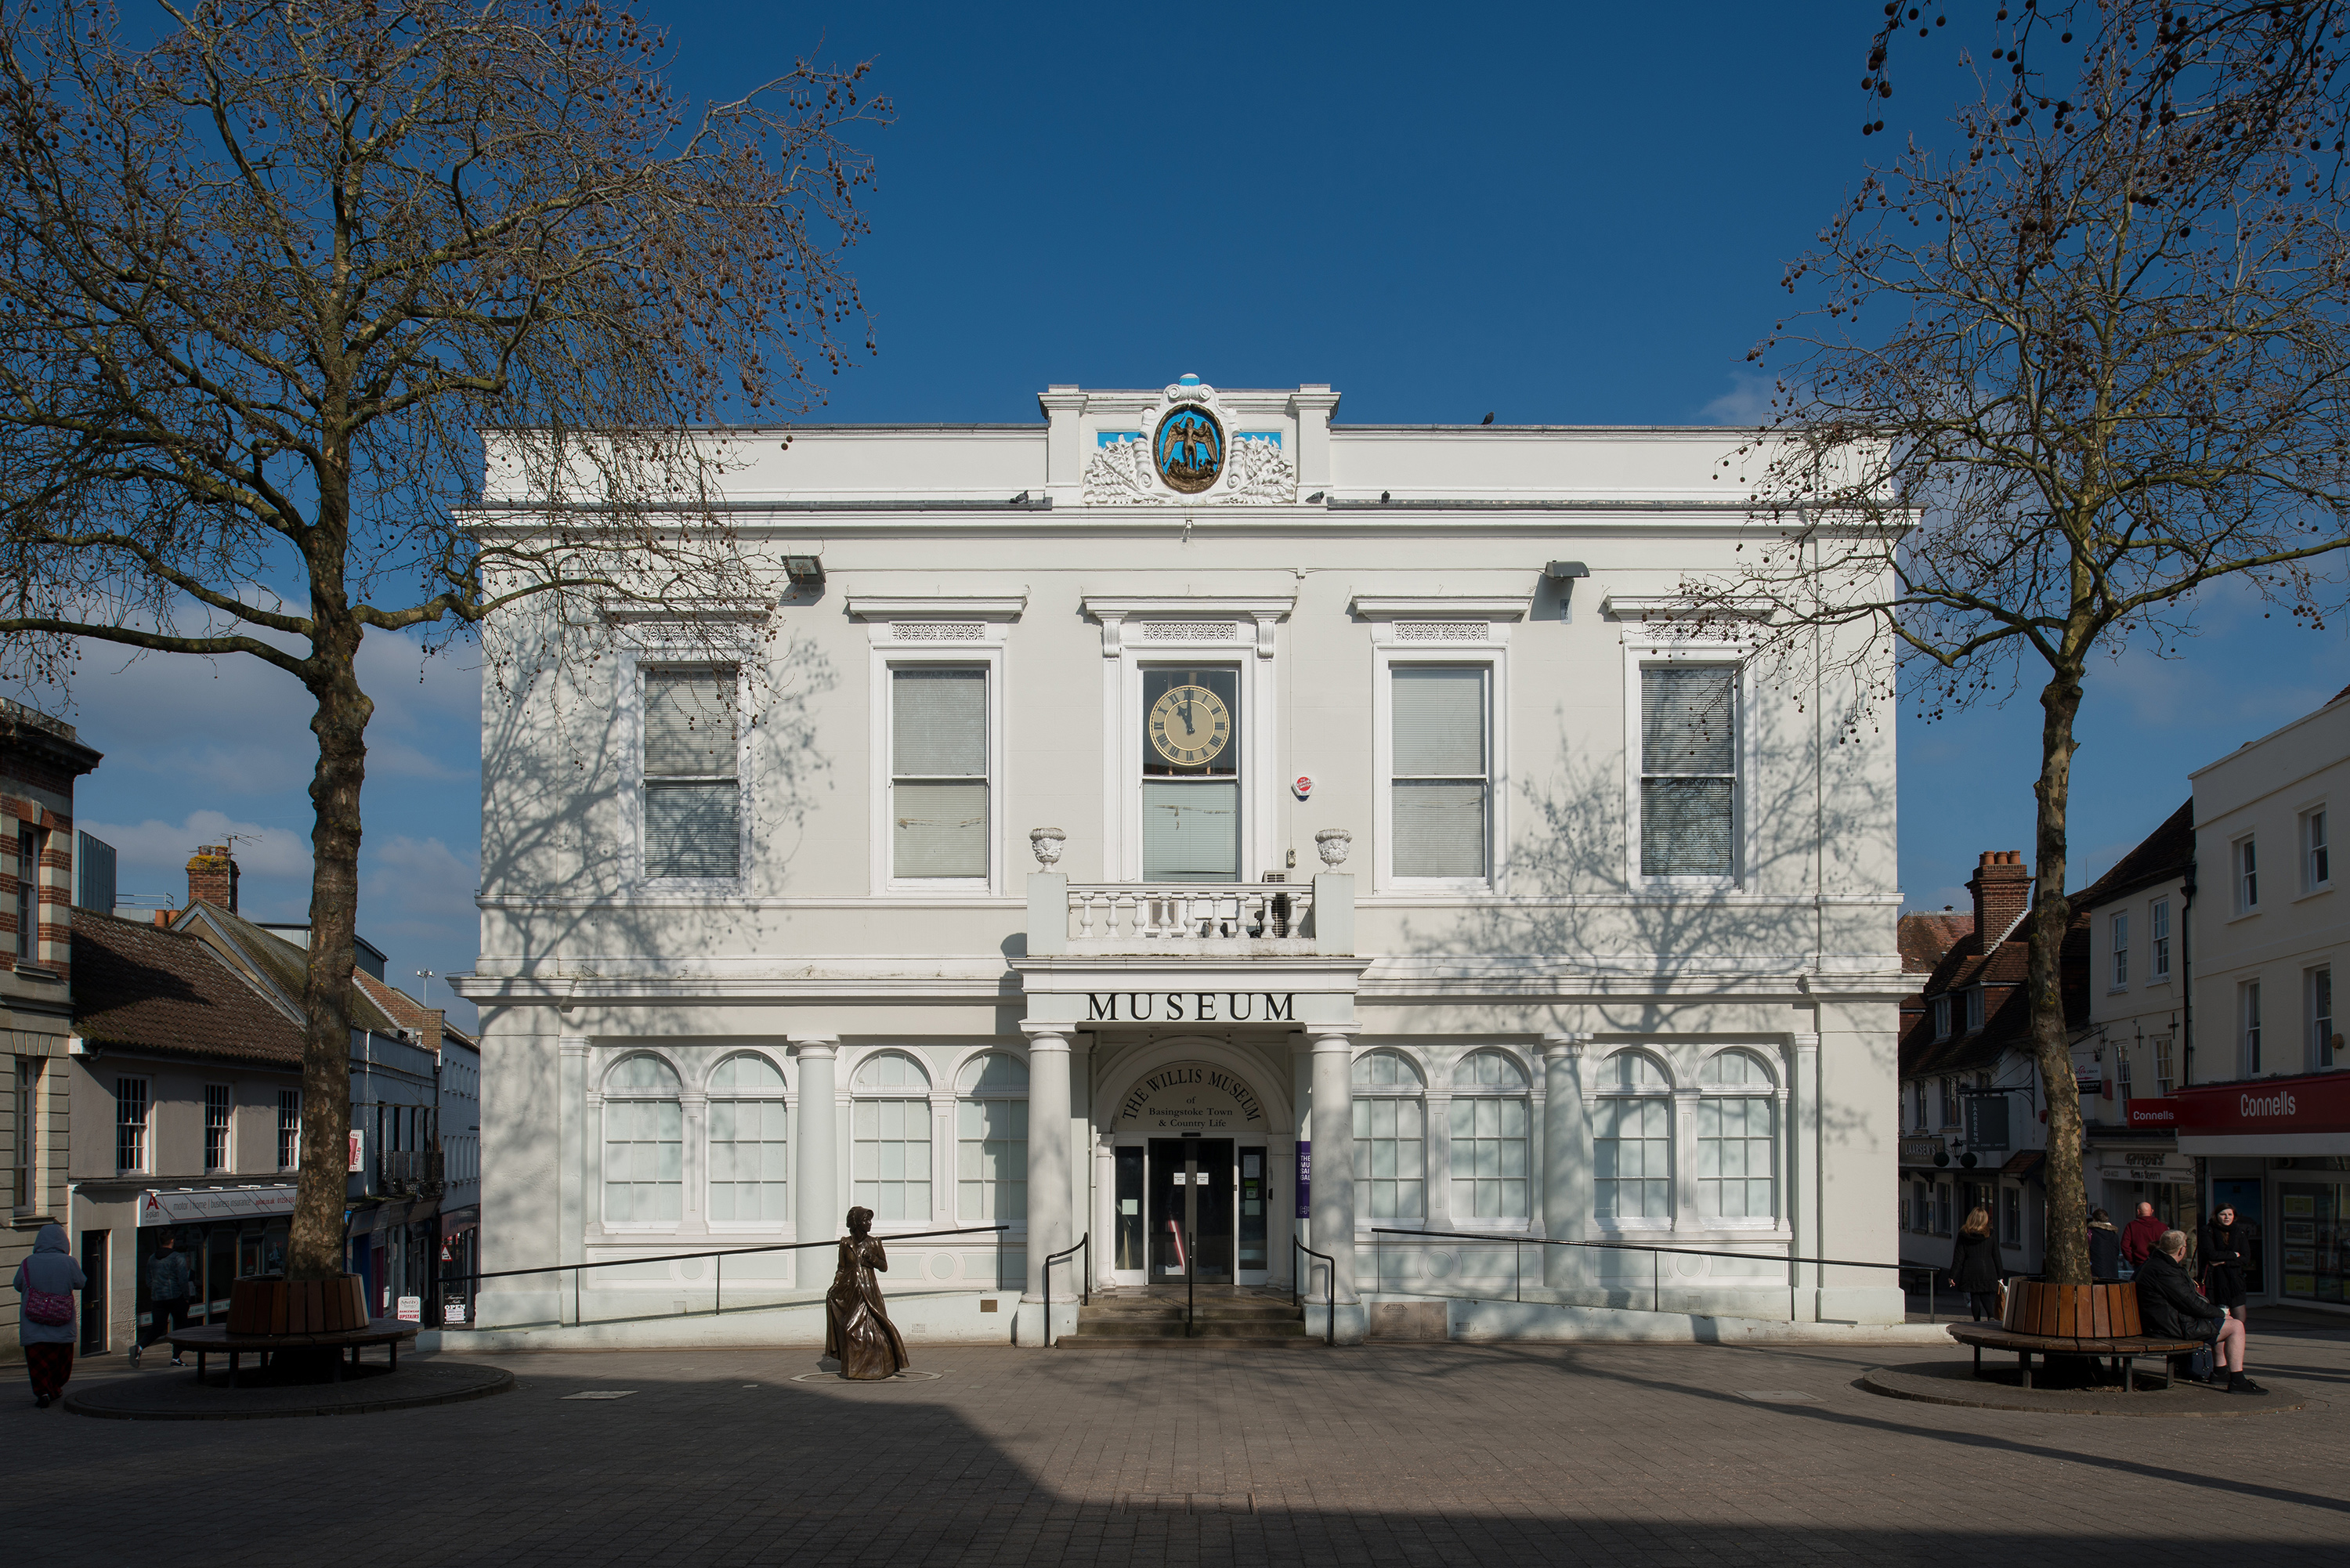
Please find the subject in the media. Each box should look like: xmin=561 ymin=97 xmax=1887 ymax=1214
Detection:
xmin=2137 ymin=1227 xmax=2263 ymax=1394
xmin=2087 ymin=1209 xmax=2124 ymax=1281
xmin=2120 ymin=1201 xmax=2168 ymax=1268
xmin=12 ymin=1223 xmax=85 ymax=1407
xmin=1947 ymin=1205 xmax=2005 ymax=1321
xmin=2200 ymin=1206 xmax=2254 ymax=1325
xmin=142 ymin=1232 xmax=193 ymax=1367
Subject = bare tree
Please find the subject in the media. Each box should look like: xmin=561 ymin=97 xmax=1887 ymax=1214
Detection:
xmin=1695 ymin=0 xmax=2350 ymax=1284
xmin=0 ymin=1 xmax=884 ymax=1281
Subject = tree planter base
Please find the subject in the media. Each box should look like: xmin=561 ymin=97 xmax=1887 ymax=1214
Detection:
xmin=226 ymin=1274 xmax=369 ymax=1335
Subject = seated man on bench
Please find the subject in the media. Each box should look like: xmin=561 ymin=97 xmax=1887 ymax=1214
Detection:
xmin=2135 ymin=1228 xmax=2262 ymax=1395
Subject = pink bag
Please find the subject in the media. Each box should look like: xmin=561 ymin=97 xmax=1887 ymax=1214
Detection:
xmin=23 ymin=1288 xmax=73 ymax=1326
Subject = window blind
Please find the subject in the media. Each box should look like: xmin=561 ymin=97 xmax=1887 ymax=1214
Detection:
xmin=1143 ymin=780 xmax=1238 ymax=880
xmin=1640 ymin=666 xmax=1735 ymax=876
xmin=893 ymin=668 xmax=988 ymax=878
xmin=1392 ymin=666 xmax=1488 ymax=879
xmin=643 ymin=667 xmax=739 ymax=880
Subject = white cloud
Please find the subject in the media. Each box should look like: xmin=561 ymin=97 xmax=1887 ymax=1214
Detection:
xmin=84 ymin=810 xmax=313 ymax=883
xmin=1700 ymin=370 xmax=1781 ymax=426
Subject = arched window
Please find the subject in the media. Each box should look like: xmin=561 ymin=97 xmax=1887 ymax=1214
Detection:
xmin=1350 ymin=1050 xmax=1426 ymax=1221
xmin=1449 ymin=1050 xmax=1531 ymax=1220
xmin=1593 ymin=1050 xmax=1672 ymax=1222
xmin=956 ymin=1053 xmax=1029 ymax=1224
xmin=602 ymin=1054 xmax=682 ymax=1224
xmin=707 ymin=1053 xmax=788 ymax=1224
xmin=851 ymin=1050 xmax=932 ymax=1223
xmin=1697 ymin=1049 xmax=1777 ymax=1220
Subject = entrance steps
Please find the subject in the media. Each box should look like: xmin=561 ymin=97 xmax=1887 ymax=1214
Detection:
xmin=1058 ymin=1288 xmax=1318 ymax=1348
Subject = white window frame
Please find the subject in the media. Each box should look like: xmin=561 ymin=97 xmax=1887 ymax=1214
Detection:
xmin=597 ymin=1050 xmax=686 ymax=1233
xmin=848 ymin=1048 xmax=938 ymax=1231
xmin=1350 ymin=1048 xmax=1430 ymax=1229
xmin=2151 ymin=898 xmax=2171 ymax=981
xmin=2243 ymin=979 xmax=2264 ymax=1075
xmin=115 ymin=1075 xmax=150 ymax=1176
xmin=2235 ymin=835 xmax=2260 ymax=915
xmin=277 ymin=1089 xmax=302 ymax=1172
xmin=2110 ymin=911 xmax=2129 ymax=990
xmin=1930 ymin=995 xmax=1951 ymax=1042
xmin=1444 ymin=1049 xmax=1535 ymax=1227
xmin=203 ymin=1083 xmax=233 ymax=1173
xmin=1590 ymin=1050 xmax=1675 ymax=1230
xmin=704 ymin=1049 xmax=792 ymax=1231
xmin=1623 ymin=640 xmax=1751 ymax=890
xmin=1083 ymin=596 xmax=1293 ymax=883
xmin=12 ymin=1056 xmax=37 ymax=1211
xmin=953 ymin=1050 xmax=1029 ymax=1229
xmin=2311 ymin=966 xmax=2336 ymax=1071
xmin=2303 ymin=806 xmax=2331 ymax=894
xmin=615 ymin=638 xmax=756 ymax=894
xmin=1373 ymin=645 xmax=1509 ymax=893
xmin=852 ymin=602 xmax=1020 ymax=897
xmin=1694 ymin=1049 xmax=1781 ymax=1227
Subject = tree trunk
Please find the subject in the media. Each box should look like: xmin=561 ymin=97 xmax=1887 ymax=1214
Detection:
xmin=287 ymin=609 xmax=373 ymax=1282
xmin=2030 ymin=659 xmax=2089 ymax=1286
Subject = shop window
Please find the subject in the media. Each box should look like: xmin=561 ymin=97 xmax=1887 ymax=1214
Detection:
xmin=601 ymin=1054 xmax=682 ymax=1225
xmin=707 ymin=1053 xmax=788 ymax=1225
xmin=1448 ymin=1051 xmax=1529 ymax=1221
xmin=1391 ymin=666 xmax=1491 ymax=881
xmin=891 ymin=667 xmax=990 ymax=881
xmin=277 ymin=1090 xmax=301 ymax=1171
xmin=955 ymin=1053 xmax=1028 ymax=1225
xmin=1696 ymin=1050 xmax=1777 ymax=1220
xmin=2151 ymin=898 xmax=2171 ymax=980
xmin=851 ymin=1051 xmax=932 ymax=1223
xmin=2276 ymin=1182 xmax=2343 ymax=1303
xmin=641 ymin=665 xmax=740 ymax=881
xmin=115 ymin=1076 xmax=148 ymax=1175
xmin=1594 ymin=1050 xmax=1672 ymax=1222
xmin=1640 ymin=665 xmax=1737 ymax=879
xmin=2110 ymin=912 xmax=2128 ymax=988
xmin=1350 ymin=1050 xmax=1426 ymax=1222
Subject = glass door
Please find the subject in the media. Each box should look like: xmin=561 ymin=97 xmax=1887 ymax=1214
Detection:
xmin=1238 ymin=1147 xmax=1268 ymax=1278
xmin=1146 ymin=1137 xmax=1235 ymax=1283
xmin=1114 ymin=1146 xmax=1146 ymax=1279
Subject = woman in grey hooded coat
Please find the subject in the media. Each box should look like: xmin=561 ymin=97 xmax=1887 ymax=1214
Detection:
xmin=13 ymin=1223 xmax=85 ymax=1406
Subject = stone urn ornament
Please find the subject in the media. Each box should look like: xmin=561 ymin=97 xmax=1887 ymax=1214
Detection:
xmin=1029 ymin=827 xmax=1065 ymax=868
xmin=1315 ymin=828 xmax=1352 ymax=868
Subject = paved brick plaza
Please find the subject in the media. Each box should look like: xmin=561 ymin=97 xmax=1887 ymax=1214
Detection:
xmin=4 ymin=1321 xmax=2345 ymax=1566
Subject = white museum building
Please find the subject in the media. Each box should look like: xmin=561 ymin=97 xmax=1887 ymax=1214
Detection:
xmin=451 ymin=378 xmax=1905 ymax=1344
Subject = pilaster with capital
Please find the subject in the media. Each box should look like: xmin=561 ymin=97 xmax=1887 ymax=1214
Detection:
xmin=1307 ymin=1028 xmax=1358 ymax=1307
xmin=1540 ymin=1032 xmax=1594 ymax=1289
xmin=1019 ymin=1028 xmax=1073 ymax=1344
xmin=790 ymin=1035 xmax=840 ymax=1284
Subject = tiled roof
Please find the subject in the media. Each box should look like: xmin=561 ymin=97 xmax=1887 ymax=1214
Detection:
xmin=70 ymin=912 xmax=305 ymax=1067
xmin=2072 ymin=800 xmax=2193 ymax=912
xmin=180 ymin=903 xmax=403 ymax=1035
xmin=1899 ymin=912 xmax=1973 ymax=976
xmin=353 ymin=970 xmax=476 ymax=1052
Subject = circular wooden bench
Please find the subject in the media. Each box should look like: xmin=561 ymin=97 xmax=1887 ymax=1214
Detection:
xmin=160 ymin=1273 xmax=416 ymax=1388
xmin=1947 ymin=1281 xmax=2204 ymax=1393
xmin=164 ymin=1319 xmax=419 ymax=1387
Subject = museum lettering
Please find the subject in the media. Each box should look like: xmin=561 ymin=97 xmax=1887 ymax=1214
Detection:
xmin=1086 ymin=992 xmax=1294 ymax=1023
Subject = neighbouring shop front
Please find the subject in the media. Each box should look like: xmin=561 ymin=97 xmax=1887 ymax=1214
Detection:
xmin=2149 ymin=1070 xmax=2350 ymax=1312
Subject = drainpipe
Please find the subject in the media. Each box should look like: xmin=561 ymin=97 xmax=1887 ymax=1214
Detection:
xmin=2178 ymin=868 xmax=2196 ymax=1086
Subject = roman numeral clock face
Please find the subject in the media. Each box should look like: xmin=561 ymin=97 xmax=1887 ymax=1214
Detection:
xmin=1148 ymin=684 xmax=1232 ymax=768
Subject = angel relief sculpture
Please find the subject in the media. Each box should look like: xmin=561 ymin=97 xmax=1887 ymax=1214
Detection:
xmin=823 ymin=1205 xmax=912 ymax=1379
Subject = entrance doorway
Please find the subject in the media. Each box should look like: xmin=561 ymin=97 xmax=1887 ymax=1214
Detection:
xmin=1148 ymin=1138 xmax=1234 ymax=1283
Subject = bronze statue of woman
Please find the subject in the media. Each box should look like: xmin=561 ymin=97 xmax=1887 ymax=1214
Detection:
xmin=822 ymin=1206 xmax=910 ymax=1379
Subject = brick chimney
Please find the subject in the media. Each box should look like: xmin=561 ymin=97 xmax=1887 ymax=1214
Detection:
xmin=186 ymin=843 xmax=239 ymax=912
xmin=1969 ymin=850 xmax=2030 ymax=942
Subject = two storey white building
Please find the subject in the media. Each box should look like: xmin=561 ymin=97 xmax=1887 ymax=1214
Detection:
xmin=454 ymin=378 xmax=1904 ymax=1343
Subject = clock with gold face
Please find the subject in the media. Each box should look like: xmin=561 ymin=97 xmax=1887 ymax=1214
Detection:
xmin=1148 ymin=683 xmax=1232 ymax=768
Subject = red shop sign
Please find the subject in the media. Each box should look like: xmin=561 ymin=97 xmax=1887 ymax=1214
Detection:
xmin=2167 ymin=1071 xmax=2350 ymax=1136
xmin=2126 ymin=1098 xmax=2180 ymax=1128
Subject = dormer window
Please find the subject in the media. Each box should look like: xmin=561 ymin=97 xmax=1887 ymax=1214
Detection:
xmin=1931 ymin=995 xmax=1951 ymax=1042
xmin=1964 ymin=987 xmax=1985 ymax=1031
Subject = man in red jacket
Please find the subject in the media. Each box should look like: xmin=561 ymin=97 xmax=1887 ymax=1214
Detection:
xmin=2120 ymin=1201 xmax=2170 ymax=1266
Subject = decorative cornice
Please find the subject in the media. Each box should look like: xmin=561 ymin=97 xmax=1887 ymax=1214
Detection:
xmin=1349 ymin=594 xmax=1531 ymax=622
xmin=1601 ymin=593 xmax=1777 ymax=623
xmin=846 ymin=595 xmax=1027 ymax=621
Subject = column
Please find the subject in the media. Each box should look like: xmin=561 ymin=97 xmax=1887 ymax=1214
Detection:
xmin=1789 ymin=1032 xmax=1821 ymax=1322
xmin=790 ymin=1036 xmax=839 ymax=1290
xmin=1092 ymin=1133 xmax=1117 ymax=1291
xmin=1541 ymin=1033 xmax=1593 ymax=1292
xmin=1309 ymin=1028 xmax=1364 ymax=1342
xmin=1019 ymin=1027 xmax=1072 ymax=1346
xmin=555 ymin=1034 xmax=588 ymax=1327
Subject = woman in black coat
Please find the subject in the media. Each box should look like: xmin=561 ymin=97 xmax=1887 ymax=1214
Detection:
xmin=1947 ymin=1206 xmax=2005 ymax=1321
xmin=2200 ymin=1207 xmax=2253 ymax=1322
xmin=2086 ymin=1209 xmax=2124 ymax=1281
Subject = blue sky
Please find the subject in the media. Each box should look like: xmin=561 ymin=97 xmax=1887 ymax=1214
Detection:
xmin=32 ymin=2 xmax=2350 ymax=1023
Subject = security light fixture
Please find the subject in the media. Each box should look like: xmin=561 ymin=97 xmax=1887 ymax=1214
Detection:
xmin=783 ymin=555 xmax=825 ymax=591
xmin=1545 ymin=559 xmax=1590 ymax=621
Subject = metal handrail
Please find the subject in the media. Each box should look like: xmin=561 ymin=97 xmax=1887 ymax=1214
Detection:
xmin=1368 ymin=1227 xmax=1904 ymax=1320
xmin=1293 ymin=1236 xmax=1336 ymax=1346
xmin=1042 ymin=1232 xmax=1089 ymax=1347
xmin=439 ymin=1223 xmax=1011 ymax=1329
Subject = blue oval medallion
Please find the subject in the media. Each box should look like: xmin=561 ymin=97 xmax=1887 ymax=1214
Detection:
xmin=1155 ymin=406 xmax=1224 ymax=494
